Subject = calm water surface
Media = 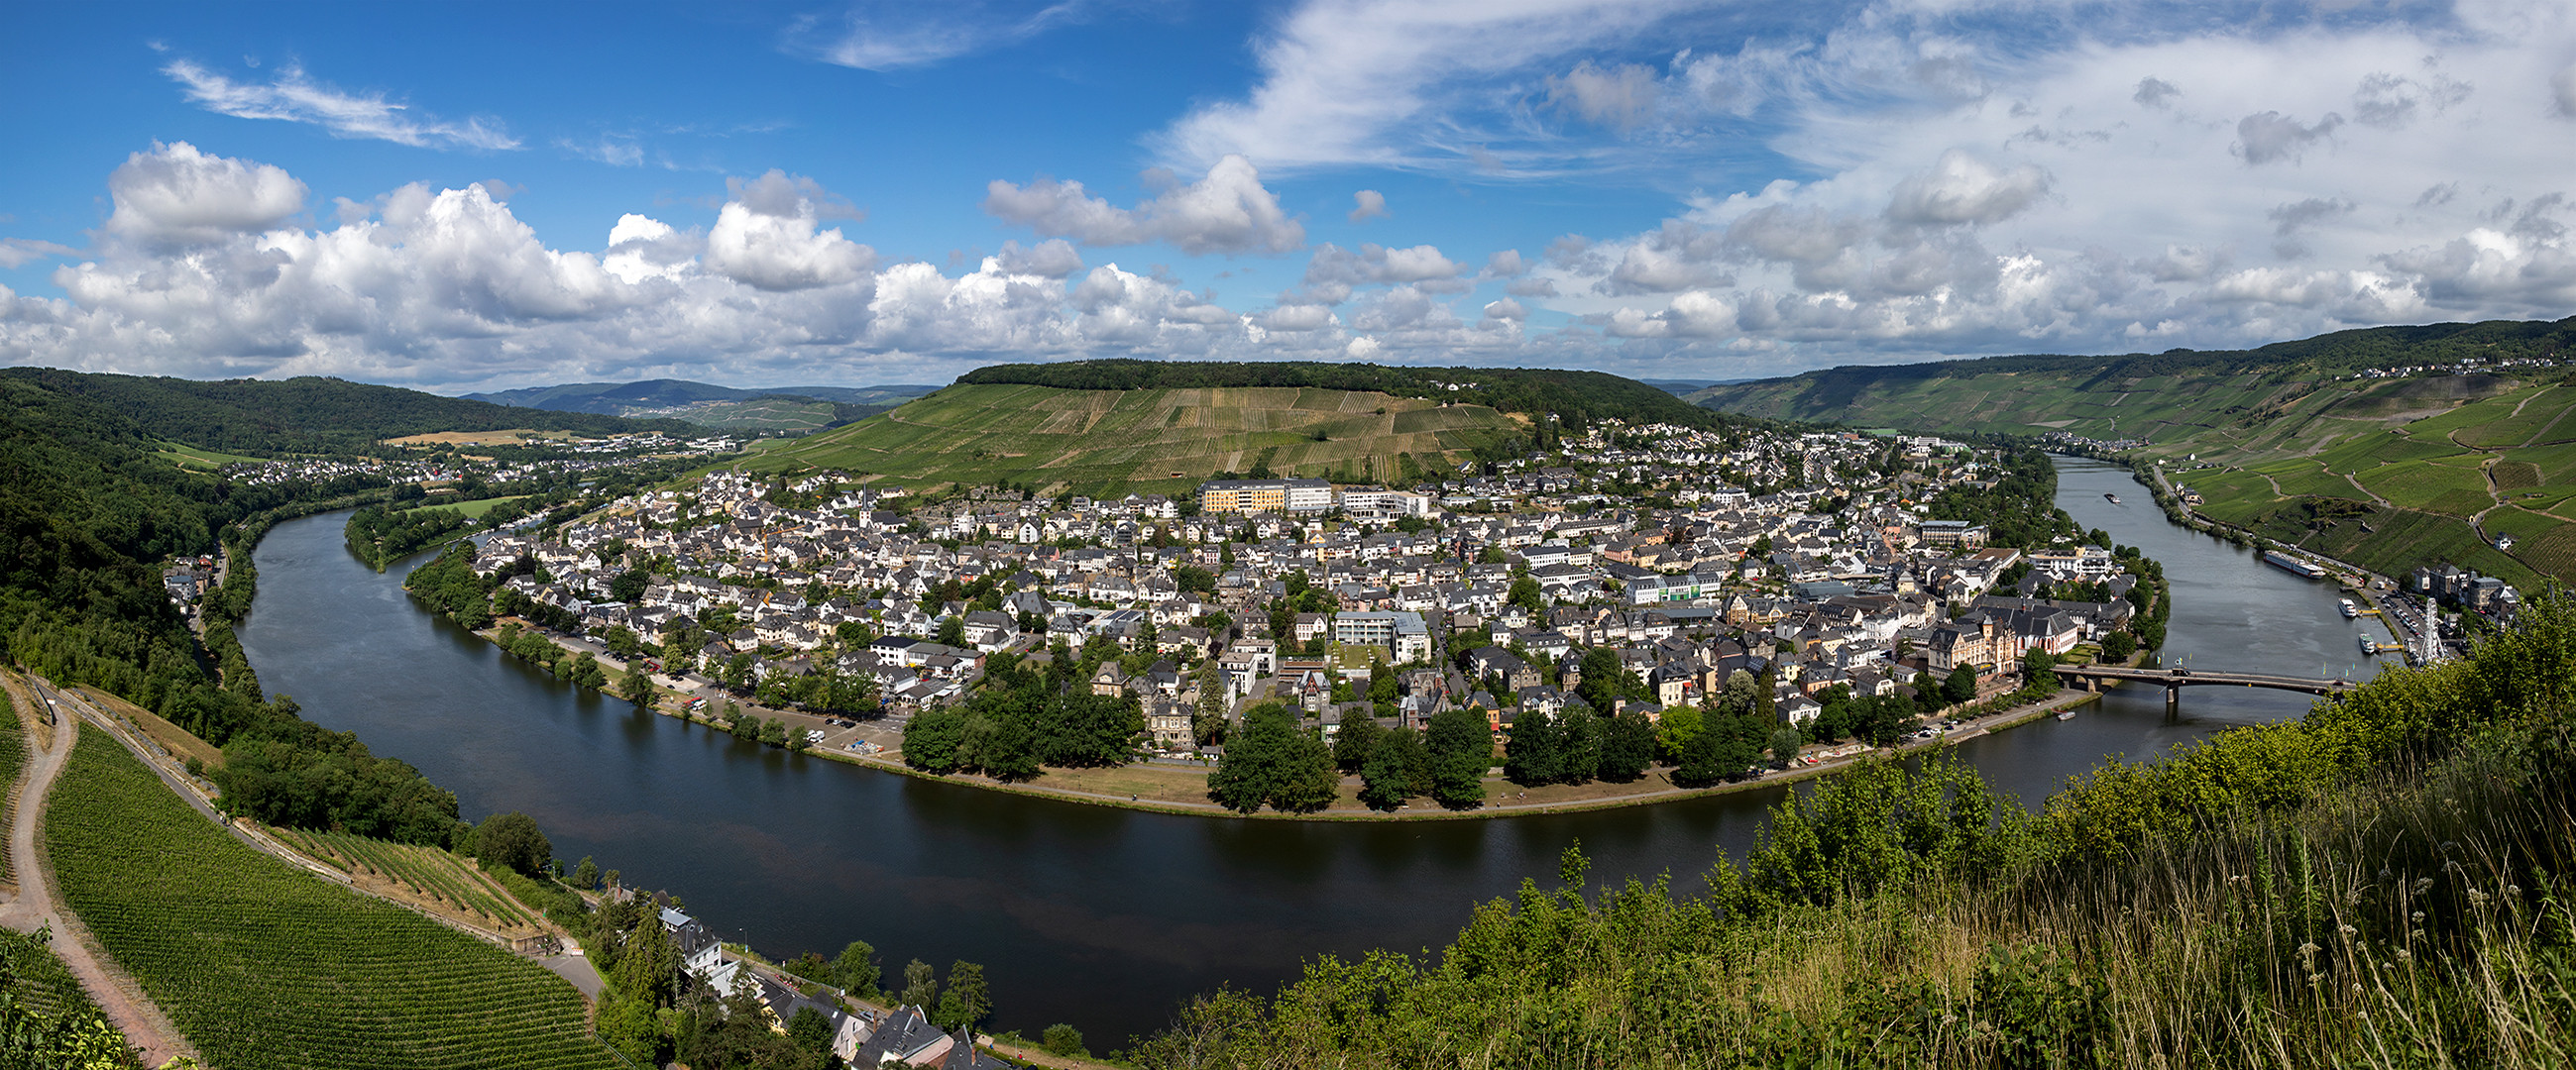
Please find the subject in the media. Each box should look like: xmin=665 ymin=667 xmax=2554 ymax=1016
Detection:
xmin=235 ymin=456 xmax=2396 ymax=1041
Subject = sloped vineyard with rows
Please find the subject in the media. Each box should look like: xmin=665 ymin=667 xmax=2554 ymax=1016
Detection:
xmin=266 ymin=824 xmax=544 ymax=933
xmin=43 ymin=729 xmax=619 ymax=1070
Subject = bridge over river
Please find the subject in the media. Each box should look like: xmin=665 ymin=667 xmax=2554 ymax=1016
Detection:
xmin=2055 ymin=664 xmax=2356 ymax=710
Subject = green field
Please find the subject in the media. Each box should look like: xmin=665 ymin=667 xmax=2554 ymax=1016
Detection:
xmin=45 ymin=729 xmax=619 ymax=1070
xmin=265 ymin=824 xmax=545 ymax=933
xmin=744 ymin=382 xmax=1521 ymax=494
xmin=431 ymin=494 xmax=526 ymax=519
xmin=154 ymin=440 xmax=267 ymax=472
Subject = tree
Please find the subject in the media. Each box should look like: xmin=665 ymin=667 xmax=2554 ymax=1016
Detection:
xmin=617 ymin=659 xmax=655 ymax=707
xmin=2022 ymin=646 xmax=2059 ymax=683
xmin=1272 ymin=727 xmax=1342 ymax=813
xmin=903 ymin=708 xmax=971 ymax=773
xmin=934 ymin=961 xmax=990 ymax=1030
xmin=1041 ymin=1023 xmax=1089 ymax=1058
xmin=1359 ymin=733 xmax=1412 ymax=810
xmin=609 ymin=568 xmax=649 ymax=604
xmin=1576 ymin=647 xmax=1641 ymax=714
xmin=970 ymin=709 xmax=1041 ymax=782
xmin=2099 ymin=629 xmax=2137 ymax=662
xmin=1508 ymin=576 xmax=1546 ymax=614
xmin=1943 ymin=666 xmax=1979 ymax=705
xmin=836 ymin=940 xmax=881 ymax=1000
xmin=1424 ymin=706 xmax=1491 ymax=808
xmin=612 ymin=914 xmax=678 ymax=1008
xmin=572 ymin=855 xmax=599 ymax=890
xmin=1767 ymin=726 xmax=1805 ymax=770
xmin=1654 ymin=703 xmax=1704 ymax=761
xmin=936 ymin=615 xmax=967 ymax=648
xmin=473 ymin=811 xmax=551 ymax=876
xmin=1558 ymin=701 xmax=1602 ymax=785
xmin=1207 ymin=702 xmax=1336 ymax=813
xmin=786 ymin=1006 xmax=836 ymax=1054
xmin=1333 ymin=712 xmax=1381 ymax=772
xmin=1597 ymin=706 xmax=1656 ymax=782
xmin=1674 ymin=714 xmax=1756 ymax=788
xmin=1504 ymin=708 xmax=1562 ymax=787
xmin=900 ymin=959 xmax=938 ymax=1009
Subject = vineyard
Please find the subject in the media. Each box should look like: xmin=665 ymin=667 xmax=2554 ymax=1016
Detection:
xmin=44 ymin=729 xmax=621 ymax=1070
xmin=265 ymin=824 xmax=547 ymax=935
xmin=0 ymin=675 xmax=27 ymax=889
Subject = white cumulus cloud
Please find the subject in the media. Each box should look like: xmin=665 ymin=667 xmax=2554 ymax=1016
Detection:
xmin=104 ymin=141 xmax=309 ymax=245
xmin=984 ymin=155 xmax=1305 ymax=256
xmin=704 ymin=170 xmax=875 ymax=291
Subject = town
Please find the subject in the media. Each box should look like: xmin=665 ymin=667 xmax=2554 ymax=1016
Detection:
xmin=436 ymin=420 xmax=2159 ymax=810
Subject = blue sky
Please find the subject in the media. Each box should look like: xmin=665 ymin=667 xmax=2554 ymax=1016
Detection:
xmin=5 ymin=0 xmax=2575 ymax=391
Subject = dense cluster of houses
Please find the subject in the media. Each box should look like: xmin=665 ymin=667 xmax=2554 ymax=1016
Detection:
xmin=474 ymin=422 xmax=2146 ymax=745
xmin=222 ymin=433 xmax=728 ymax=489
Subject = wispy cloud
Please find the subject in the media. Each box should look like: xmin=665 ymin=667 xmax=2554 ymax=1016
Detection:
xmin=558 ymin=135 xmax=644 ymax=166
xmin=163 ymin=58 xmax=521 ymax=151
xmin=793 ymin=0 xmax=1098 ymax=71
xmin=0 ymin=238 xmax=80 ymax=268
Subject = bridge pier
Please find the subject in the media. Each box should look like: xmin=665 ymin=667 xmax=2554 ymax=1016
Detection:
xmin=2166 ymin=685 xmax=2179 ymax=714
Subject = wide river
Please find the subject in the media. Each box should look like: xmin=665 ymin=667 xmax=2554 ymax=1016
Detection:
xmin=236 ymin=457 xmax=2398 ymax=1042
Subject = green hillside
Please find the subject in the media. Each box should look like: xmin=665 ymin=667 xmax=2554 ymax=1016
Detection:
xmin=0 ymin=368 xmax=689 ymax=456
xmin=742 ymin=382 xmax=1526 ymax=494
xmin=960 ymin=358 xmax=1731 ymax=432
xmin=1692 ymin=317 xmax=2576 ymax=586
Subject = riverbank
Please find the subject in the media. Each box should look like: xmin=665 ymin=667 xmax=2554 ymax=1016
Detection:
xmin=470 ymin=611 xmax=2111 ymax=821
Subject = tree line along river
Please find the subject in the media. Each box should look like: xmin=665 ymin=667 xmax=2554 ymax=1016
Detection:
xmin=233 ymin=456 xmax=2402 ymax=1043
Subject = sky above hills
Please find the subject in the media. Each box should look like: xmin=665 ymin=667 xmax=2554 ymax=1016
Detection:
xmin=4 ymin=1 xmax=2575 ymax=392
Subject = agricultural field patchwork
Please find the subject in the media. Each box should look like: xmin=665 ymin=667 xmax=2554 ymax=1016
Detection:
xmin=45 ymin=730 xmax=618 ymax=1070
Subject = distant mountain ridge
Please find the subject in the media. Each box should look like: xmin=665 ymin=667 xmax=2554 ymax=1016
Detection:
xmin=463 ymin=378 xmax=937 ymax=413
xmin=0 ymin=368 xmax=687 ymax=455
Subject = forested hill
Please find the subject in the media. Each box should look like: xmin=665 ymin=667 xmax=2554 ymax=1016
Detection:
xmin=956 ymin=360 xmax=1745 ymax=432
xmin=463 ymin=377 xmax=937 ymax=412
xmin=1689 ymin=315 xmax=2576 ymax=427
xmin=0 ymin=368 xmax=688 ymax=455
xmin=0 ymin=373 xmax=463 ymax=840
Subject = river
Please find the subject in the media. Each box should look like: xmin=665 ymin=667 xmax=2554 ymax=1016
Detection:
xmin=233 ymin=456 xmax=2400 ymax=1043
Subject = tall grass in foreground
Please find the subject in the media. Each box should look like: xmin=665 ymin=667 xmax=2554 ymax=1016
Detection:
xmin=1132 ymin=597 xmax=2576 ymax=1069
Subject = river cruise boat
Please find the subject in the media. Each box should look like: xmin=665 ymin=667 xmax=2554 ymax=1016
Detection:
xmin=2361 ymin=633 xmax=2379 ymax=655
xmin=2263 ymin=550 xmax=2327 ymax=580
xmin=2339 ymin=598 xmax=2359 ymax=618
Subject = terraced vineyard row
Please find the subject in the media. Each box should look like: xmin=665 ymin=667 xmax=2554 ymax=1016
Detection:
xmin=0 ymin=676 xmax=26 ymax=887
xmin=265 ymin=824 xmax=543 ymax=932
xmin=44 ymin=730 xmax=619 ymax=1070
xmin=752 ymin=382 xmax=1520 ymax=492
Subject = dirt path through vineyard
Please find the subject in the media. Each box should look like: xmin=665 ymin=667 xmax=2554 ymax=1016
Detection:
xmin=0 ymin=674 xmax=197 ymax=1068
